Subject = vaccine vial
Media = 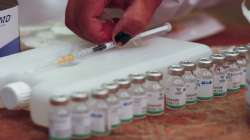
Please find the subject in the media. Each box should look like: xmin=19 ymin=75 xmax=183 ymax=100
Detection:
xmin=235 ymin=47 xmax=248 ymax=88
xmin=91 ymin=89 xmax=110 ymax=136
xmin=71 ymin=92 xmax=91 ymax=139
xmin=103 ymin=82 xmax=121 ymax=129
xmin=144 ymin=71 xmax=164 ymax=116
xmin=211 ymin=54 xmax=227 ymax=97
xmin=224 ymin=51 xmax=241 ymax=93
xmin=166 ymin=65 xmax=186 ymax=109
xmin=129 ymin=73 xmax=147 ymax=119
xmin=245 ymin=44 xmax=250 ymax=120
xmin=180 ymin=61 xmax=198 ymax=104
xmin=115 ymin=79 xmax=134 ymax=123
xmin=49 ymin=95 xmax=72 ymax=140
xmin=197 ymin=58 xmax=214 ymax=101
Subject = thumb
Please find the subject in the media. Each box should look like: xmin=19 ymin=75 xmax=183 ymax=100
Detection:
xmin=113 ymin=0 xmax=162 ymax=45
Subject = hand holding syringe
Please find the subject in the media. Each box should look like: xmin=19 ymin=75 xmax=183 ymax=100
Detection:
xmin=57 ymin=23 xmax=172 ymax=65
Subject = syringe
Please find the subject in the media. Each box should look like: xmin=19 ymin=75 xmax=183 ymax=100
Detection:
xmin=57 ymin=23 xmax=172 ymax=65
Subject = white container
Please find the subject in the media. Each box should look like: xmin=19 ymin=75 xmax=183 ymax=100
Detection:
xmin=29 ymin=37 xmax=212 ymax=127
xmin=0 ymin=38 xmax=89 ymax=109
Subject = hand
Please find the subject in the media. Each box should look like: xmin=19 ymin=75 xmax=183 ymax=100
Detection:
xmin=65 ymin=0 xmax=162 ymax=45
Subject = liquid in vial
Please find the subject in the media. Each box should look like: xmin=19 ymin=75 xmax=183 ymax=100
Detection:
xmin=180 ymin=61 xmax=198 ymax=104
xmin=197 ymin=58 xmax=214 ymax=101
xmin=234 ymin=47 xmax=248 ymax=88
xmin=144 ymin=71 xmax=164 ymax=116
xmin=166 ymin=65 xmax=186 ymax=109
xmin=115 ymin=79 xmax=134 ymax=123
xmin=49 ymin=95 xmax=72 ymax=140
xmin=129 ymin=73 xmax=147 ymax=119
xmin=103 ymin=82 xmax=121 ymax=129
xmin=71 ymin=92 xmax=91 ymax=139
xmin=211 ymin=54 xmax=227 ymax=97
xmin=90 ymin=89 xmax=110 ymax=136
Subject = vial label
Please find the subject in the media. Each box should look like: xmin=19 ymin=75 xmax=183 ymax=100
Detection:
xmin=241 ymin=66 xmax=247 ymax=87
xmin=185 ymin=82 xmax=197 ymax=104
xmin=133 ymin=95 xmax=147 ymax=118
xmin=72 ymin=111 xmax=91 ymax=138
xmin=197 ymin=78 xmax=213 ymax=100
xmin=146 ymin=91 xmax=164 ymax=115
xmin=91 ymin=110 xmax=109 ymax=135
xmin=108 ymin=104 xmax=120 ymax=128
xmin=166 ymin=86 xmax=186 ymax=109
xmin=119 ymin=99 xmax=133 ymax=122
xmin=213 ymin=66 xmax=227 ymax=97
xmin=49 ymin=111 xmax=72 ymax=140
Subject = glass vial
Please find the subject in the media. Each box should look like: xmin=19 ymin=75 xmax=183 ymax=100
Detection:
xmin=211 ymin=54 xmax=227 ymax=97
xmin=235 ymin=47 xmax=248 ymax=88
xmin=90 ymin=89 xmax=110 ymax=136
xmin=224 ymin=50 xmax=241 ymax=93
xmin=115 ymin=79 xmax=134 ymax=123
xmin=245 ymin=44 xmax=250 ymax=120
xmin=129 ymin=73 xmax=147 ymax=119
xmin=180 ymin=61 xmax=198 ymax=104
xmin=197 ymin=58 xmax=214 ymax=101
xmin=103 ymin=82 xmax=121 ymax=129
xmin=49 ymin=95 xmax=72 ymax=140
xmin=144 ymin=71 xmax=164 ymax=116
xmin=166 ymin=65 xmax=186 ymax=109
xmin=71 ymin=92 xmax=91 ymax=139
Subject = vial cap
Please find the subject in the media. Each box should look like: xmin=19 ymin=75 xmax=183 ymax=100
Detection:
xmin=198 ymin=58 xmax=213 ymax=69
xmin=211 ymin=53 xmax=225 ymax=64
xmin=168 ymin=64 xmax=185 ymax=76
xmin=115 ymin=79 xmax=131 ymax=89
xmin=129 ymin=73 xmax=145 ymax=84
xmin=180 ymin=60 xmax=196 ymax=71
xmin=92 ymin=88 xmax=109 ymax=99
xmin=224 ymin=50 xmax=239 ymax=62
xmin=146 ymin=71 xmax=163 ymax=81
xmin=71 ymin=92 xmax=89 ymax=102
xmin=0 ymin=82 xmax=31 ymax=110
xmin=234 ymin=47 xmax=248 ymax=57
xmin=103 ymin=82 xmax=119 ymax=94
xmin=50 ymin=95 xmax=70 ymax=106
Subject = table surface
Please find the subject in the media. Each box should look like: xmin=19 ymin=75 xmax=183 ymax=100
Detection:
xmin=1 ymin=1 xmax=250 ymax=140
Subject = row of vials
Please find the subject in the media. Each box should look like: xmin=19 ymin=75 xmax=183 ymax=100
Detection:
xmin=48 ymin=46 xmax=249 ymax=140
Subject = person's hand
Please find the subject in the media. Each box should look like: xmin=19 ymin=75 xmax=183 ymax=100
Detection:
xmin=65 ymin=0 xmax=162 ymax=45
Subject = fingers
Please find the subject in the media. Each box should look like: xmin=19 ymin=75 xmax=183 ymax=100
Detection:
xmin=113 ymin=0 xmax=162 ymax=45
xmin=66 ymin=0 xmax=115 ymax=44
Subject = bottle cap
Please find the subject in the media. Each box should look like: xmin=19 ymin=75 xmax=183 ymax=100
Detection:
xmin=211 ymin=53 xmax=225 ymax=64
xmin=168 ymin=64 xmax=185 ymax=76
xmin=103 ymin=82 xmax=119 ymax=94
xmin=146 ymin=71 xmax=163 ymax=81
xmin=92 ymin=88 xmax=109 ymax=99
xmin=50 ymin=95 xmax=70 ymax=106
xmin=224 ymin=50 xmax=239 ymax=62
xmin=198 ymin=58 xmax=213 ymax=69
xmin=0 ymin=82 xmax=31 ymax=110
xmin=234 ymin=47 xmax=248 ymax=57
xmin=71 ymin=92 xmax=89 ymax=102
xmin=129 ymin=73 xmax=145 ymax=84
xmin=115 ymin=79 xmax=131 ymax=89
xmin=180 ymin=60 xmax=196 ymax=71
